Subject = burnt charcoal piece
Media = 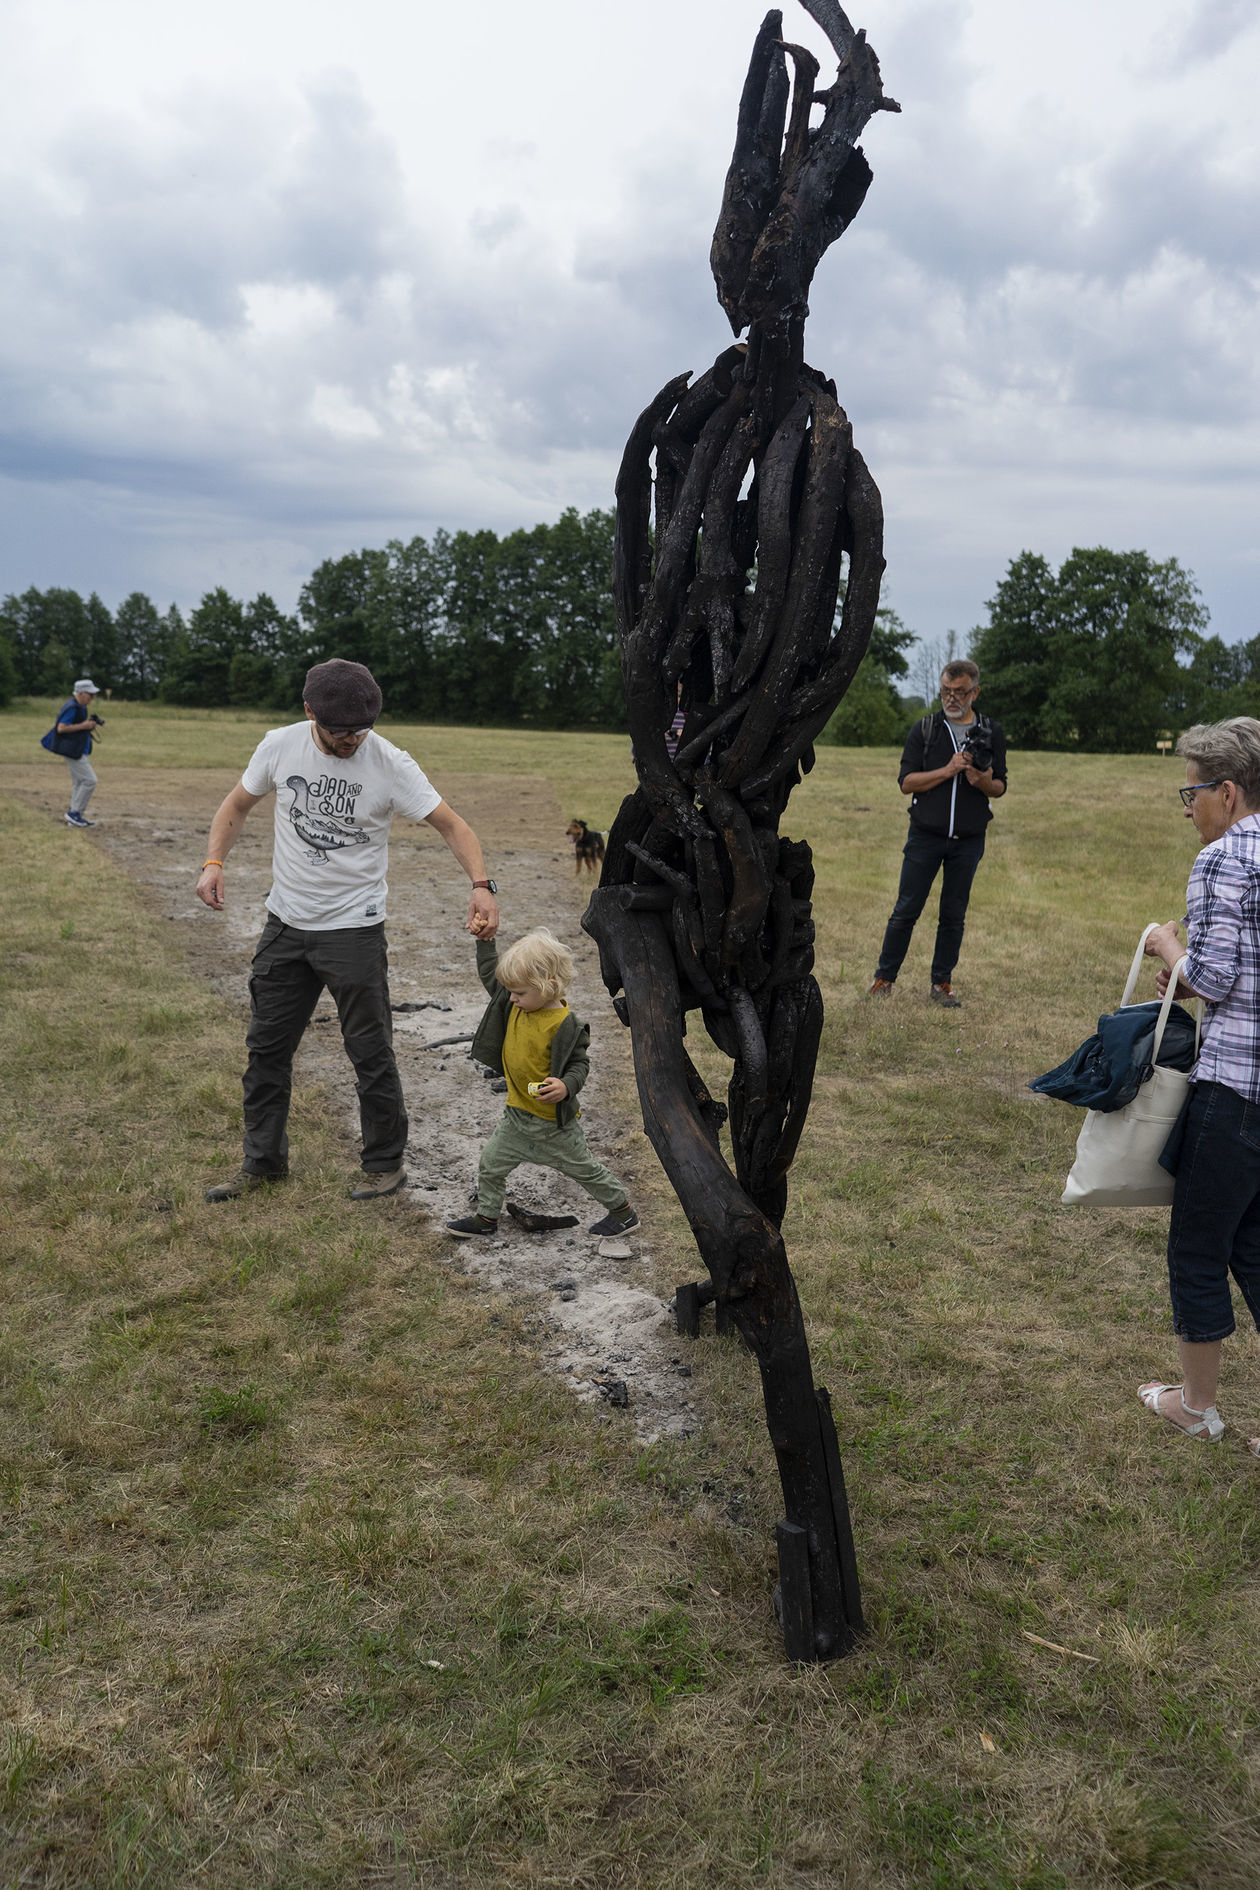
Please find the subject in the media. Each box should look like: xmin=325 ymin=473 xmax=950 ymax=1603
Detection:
xmin=508 ymin=1202 xmax=581 ymax=1233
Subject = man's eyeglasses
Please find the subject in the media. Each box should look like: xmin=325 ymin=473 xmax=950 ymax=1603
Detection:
xmin=1179 ymin=781 xmax=1223 ymax=807
xmin=319 ymin=721 xmax=373 ymax=739
xmin=940 ymin=685 xmax=976 ymax=701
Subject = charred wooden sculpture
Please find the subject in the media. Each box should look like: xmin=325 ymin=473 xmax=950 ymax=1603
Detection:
xmin=582 ymin=0 xmax=898 ymax=1661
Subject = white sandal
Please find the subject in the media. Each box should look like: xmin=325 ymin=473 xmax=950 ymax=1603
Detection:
xmin=1138 ymin=1381 xmax=1225 ymax=1441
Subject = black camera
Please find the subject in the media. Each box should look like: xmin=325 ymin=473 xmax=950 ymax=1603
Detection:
xmin=961 ymin=727 xmax=991 ymax=771
xmin=89 ymin=713 xmax=105 ymax=726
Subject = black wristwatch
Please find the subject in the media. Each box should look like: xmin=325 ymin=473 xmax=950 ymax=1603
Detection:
xmin=473 ymin=879 xmax=498 ymax=895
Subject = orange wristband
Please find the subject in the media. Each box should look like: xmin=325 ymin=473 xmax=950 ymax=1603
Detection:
xmin=202 ymin=860 xmax=224 ymax=869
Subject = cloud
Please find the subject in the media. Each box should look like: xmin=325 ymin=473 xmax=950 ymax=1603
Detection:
xmin=1 ymin=0 xmax=1259 ymax=648
xmin=1161 ymin=0 xmax=1260 ymax=64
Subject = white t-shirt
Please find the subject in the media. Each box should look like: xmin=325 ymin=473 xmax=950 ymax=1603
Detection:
xmin=241 ymin=722 xmax=442 ymax=929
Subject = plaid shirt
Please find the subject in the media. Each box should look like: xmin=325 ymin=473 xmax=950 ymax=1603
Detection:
xmin=1184 ymin=812 xmax=1260 ymax=1102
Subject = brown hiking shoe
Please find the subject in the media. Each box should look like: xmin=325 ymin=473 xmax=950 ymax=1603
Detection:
xmin=205 ymin=1167 xmax=286 ymax=1203
xmin=864 ymin=978 xmax=895 ymax=999
xmin=349 ymin=1167 xmax=407 ymax=1200
xmin=930 ymin=982 xmax=962 ymax=1007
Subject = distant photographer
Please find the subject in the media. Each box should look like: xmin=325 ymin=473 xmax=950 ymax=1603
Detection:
xmin=867 ymin=659 xmax=1007 ymax=1007
xmin=50 ymin=679 xmax=105 ymax=829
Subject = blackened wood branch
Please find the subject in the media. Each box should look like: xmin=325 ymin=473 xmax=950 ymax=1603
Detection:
xmin=594 ymin=0 xmax=886 ymax=1663
xmin=798 ymin=0 xmax=856 ymax=61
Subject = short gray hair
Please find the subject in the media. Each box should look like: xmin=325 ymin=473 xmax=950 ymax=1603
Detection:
xmin=1177 ymin=717 xmax=1260 ymax=806
xmin=942 ymin=658 xmax=979 ymax=685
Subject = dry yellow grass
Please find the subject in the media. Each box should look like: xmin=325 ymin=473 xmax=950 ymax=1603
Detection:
xmin=2 ymin=704 xmax=1259 ymax=1889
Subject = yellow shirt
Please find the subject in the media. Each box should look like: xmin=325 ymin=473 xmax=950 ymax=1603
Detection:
xmin=503 ymin=1004 xmax=571 ymax=1119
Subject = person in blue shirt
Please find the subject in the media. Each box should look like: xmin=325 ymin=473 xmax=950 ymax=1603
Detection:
xmin=54 ymin=679 xmax=105 ymax=828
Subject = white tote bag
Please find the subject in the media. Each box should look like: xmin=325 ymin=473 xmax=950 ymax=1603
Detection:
xmin=1061 ymin=928 xmax=1200 ymax=1208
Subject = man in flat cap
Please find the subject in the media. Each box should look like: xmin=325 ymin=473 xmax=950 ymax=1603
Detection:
xmin=196 ymin=658 xmax=500 ymax=1201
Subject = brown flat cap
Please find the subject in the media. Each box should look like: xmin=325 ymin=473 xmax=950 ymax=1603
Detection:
xmin=303 ymin=659 xmax=382 ymax=728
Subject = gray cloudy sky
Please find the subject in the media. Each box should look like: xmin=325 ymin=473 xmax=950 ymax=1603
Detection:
xmin=2 ymin=0 xmax=1258 ymax=643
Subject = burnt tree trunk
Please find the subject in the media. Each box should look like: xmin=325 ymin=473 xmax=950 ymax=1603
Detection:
xmin=583 ymin=1 xmax=898 ymax=1661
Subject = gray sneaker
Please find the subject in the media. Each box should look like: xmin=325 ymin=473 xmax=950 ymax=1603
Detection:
xmin=349 ymin=1167 xmax=407 ymax=1200
xmin=205 ymin=1167 xmax=286 ymax=1203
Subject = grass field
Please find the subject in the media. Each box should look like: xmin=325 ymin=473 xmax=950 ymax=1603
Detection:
xmin=2 ymin=700 xmax=1259 ymax=1889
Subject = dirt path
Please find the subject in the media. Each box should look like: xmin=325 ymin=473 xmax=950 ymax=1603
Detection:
xmin=3 ymin=760 xmax=699 ymax=1440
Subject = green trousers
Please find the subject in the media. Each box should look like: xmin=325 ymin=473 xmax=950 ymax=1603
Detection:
xmin=477 ymin=1107 xmax=627 ymax=1219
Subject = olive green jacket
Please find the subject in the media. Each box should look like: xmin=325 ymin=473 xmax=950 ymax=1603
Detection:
xmin=470 ymin=939 xmax=590 ymax=1130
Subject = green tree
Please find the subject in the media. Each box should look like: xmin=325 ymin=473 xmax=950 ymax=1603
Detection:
xmin=965 ymin=553 xmax=1059 ymax=746
xmin=1173 ymin=633 xmax=1260 ymax=727
xmin=1 ymin=588 xmax=93 ymax=694
xmin=374 ymin=534 xmax=449 ymax=717
xmin=115 ymin=593 xmax=167 ymax=698
xmin=0 ymin=629 xmax=18 ymax=708
xmin=162 ymin=591 xmax=294 ymax=705
xmin=487 ymin=509 xmax=619 ymax=728
xmin=162 ymin=589 xmax=245 ymax=704
xmin=819 ymin=606 xmax=916 ymax=746
xmin=84 ymin=592 xmax=118 ymax=684
xmin=971 ymin=548 xmax=1208 ymax=751
xmin=437 ymin=528 xmax=511 ymax=725
xmin=296 ymin=551 xmax=389 ymax=677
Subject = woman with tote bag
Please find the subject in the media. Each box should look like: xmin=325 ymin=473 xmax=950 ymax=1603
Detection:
xmin=1139 ymin=717 xmax=1260 ymax=1455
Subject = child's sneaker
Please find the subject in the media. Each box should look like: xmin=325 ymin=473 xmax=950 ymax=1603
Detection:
xmin=445 ymin=1213 xmax=498 ymax=1238
xmin=588 ymin=1204 xmax=639 ymax=1236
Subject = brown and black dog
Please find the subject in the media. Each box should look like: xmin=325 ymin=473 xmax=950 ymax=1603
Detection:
xmin=565 ymin=818 xmax=605 ymax=876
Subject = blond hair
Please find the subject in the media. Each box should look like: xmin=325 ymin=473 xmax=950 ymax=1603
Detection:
xmin=496 ymin=927 xmax=573 ymax=1003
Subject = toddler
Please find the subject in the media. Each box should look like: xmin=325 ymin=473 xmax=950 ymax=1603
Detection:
xmin=445 ymin=926 xmax=637 ymax=1239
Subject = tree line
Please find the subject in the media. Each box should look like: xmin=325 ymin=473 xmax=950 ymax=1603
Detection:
xmin=1 ymin=527 xmax=1252 ymax=752
xmin=824 ymin=547 xmax=1256 ymax=753
xmin=0 ymin=509 xmax=623 ymax=729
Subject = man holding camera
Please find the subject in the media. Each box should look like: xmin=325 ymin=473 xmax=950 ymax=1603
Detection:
xmin=54 ymin=679 xmax=105 ymax=828
xmin=867 ymin=659 xmax=1006 ymax=1007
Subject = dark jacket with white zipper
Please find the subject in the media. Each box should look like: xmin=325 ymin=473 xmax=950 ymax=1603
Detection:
xmin=469 ymin=938 xmax=590 ymax=1130
xmin=898 ymin=710 xmax=1007 ymax=839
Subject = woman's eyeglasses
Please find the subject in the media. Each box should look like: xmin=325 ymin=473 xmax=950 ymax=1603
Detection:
xmin=1179 ymin=781 xmax=1223 ymax=807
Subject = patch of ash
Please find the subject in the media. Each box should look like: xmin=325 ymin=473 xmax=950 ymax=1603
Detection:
xmin=68 ymin=775 xmax=698 ymax=1442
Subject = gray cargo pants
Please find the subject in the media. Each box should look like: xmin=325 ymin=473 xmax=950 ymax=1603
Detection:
xmin=242 ymin=916 xmax=406 ymax=1176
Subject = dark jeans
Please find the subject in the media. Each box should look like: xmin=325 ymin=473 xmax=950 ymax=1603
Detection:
xmin=1166 ymin=1080 xmax=1260 ymax=1342
xmin=242 ymin=916 xmax=406 ymax=1176
xmin=875 ymin=826 xmax=986 ymax=986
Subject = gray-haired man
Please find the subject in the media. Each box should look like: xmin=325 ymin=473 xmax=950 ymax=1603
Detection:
xmin=196 ymin=658 xmax=500 ymax=1202
xmin=54 ymin=679 xmax=105 ymax=828
xmin=867 ymin=659 xmax=1007 ymax=1006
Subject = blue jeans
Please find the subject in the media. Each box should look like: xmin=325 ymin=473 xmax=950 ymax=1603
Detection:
xmin=1166 ymin=1081 xmax=1260 ymax=1342
xmin=875 ymin=827 xmax=986 ymax=986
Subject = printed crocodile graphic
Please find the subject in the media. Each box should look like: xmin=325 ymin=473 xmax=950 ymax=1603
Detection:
xmin=284 ymin=775 xmax=372 ymax=860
